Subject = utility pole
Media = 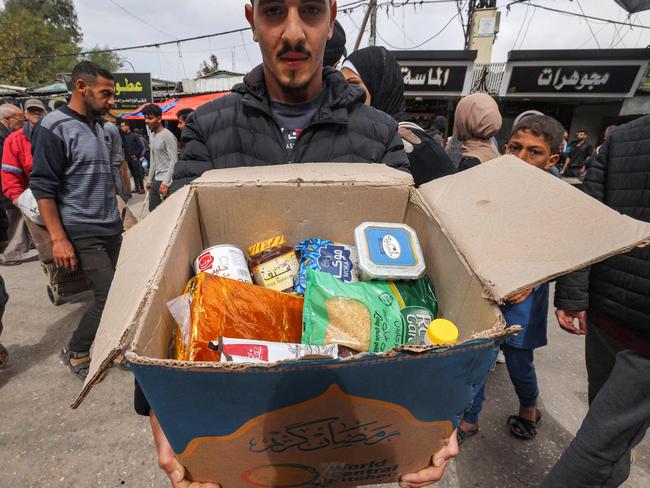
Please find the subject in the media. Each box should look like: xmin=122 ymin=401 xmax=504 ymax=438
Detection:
xmin=464 ymin=0 xmax=477 ymax=49
xmin=353 ymin=2 xmax=373 ymax=51
xmin=369 ymin=0 xmax=378 ymax=47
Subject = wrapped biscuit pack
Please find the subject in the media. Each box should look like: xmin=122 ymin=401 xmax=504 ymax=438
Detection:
xmin=171 ymin=273 xmax=303 ymax=361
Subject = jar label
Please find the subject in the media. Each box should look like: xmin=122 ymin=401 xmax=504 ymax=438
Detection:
xmin=251 ymin=253 xmax=299 ymax=292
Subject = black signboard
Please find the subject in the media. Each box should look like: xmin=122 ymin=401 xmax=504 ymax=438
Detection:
xmin=113 ymin=73 xmax=152 ymax=110
xmin=399 ymin=64 xmax=468 ymax=95
xmin=505 ymin=64 xmax=643 ymax=97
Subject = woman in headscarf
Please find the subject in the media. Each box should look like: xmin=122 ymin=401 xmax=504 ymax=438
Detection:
xmin=340 ymin=46 xmax=456 ymax=185
xmin=452 ymin=93 xmax=502 ymax=171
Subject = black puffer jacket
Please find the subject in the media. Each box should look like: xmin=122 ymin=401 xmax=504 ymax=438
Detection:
xmin=171 ymin=65 xmax=409 ymax=189
xmin=555 ymin=115 xmax=650 ymax=340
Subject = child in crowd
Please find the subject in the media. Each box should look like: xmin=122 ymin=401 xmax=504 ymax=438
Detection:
xmin=458 ymin=114 xmax=565 ymax=443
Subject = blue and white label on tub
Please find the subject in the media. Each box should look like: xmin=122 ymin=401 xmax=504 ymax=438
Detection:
xmin=365 ymin=227 xmax=417 ymax=266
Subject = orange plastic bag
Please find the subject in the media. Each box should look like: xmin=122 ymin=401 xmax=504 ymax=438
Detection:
xmin=173 ymin=273 xmax=303 ymax=361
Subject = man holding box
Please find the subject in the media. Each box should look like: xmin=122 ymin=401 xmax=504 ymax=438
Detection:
xmin=143 ymin=2 xmax=457 ymax=487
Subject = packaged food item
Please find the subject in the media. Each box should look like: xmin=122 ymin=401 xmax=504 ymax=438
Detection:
xmin=209 ymin=337 xmax=338 ymax=363
xmin=424 ymin=319 xmax=459 ymax=345
xmin=247 ymin=235 xmax=299 ymax=292
xmin=302 ymin=269 xmax=438 ymax=352
xmin=354 ymin=222 xmax=426 ymax=281
xmin=193 ymin=245 xmax=253 ymax=283
xmin=294 ymin=238 xmax=359 ymax=294
xmin=172 ymin=272 xmax=303 ymax=361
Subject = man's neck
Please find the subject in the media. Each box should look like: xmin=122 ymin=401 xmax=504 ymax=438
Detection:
xmin=264 ymin=66 xmax=324 ymax=104
xmin=153 ymin=125 xmax=164 ymax=134
xmin=68 ymin=97 xmax=94 ymax=124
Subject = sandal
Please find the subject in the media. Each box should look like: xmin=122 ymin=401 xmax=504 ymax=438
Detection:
xmin=457 ymin=425 xmax=479 ymax=445
xmin=508 ymin=410 xmax=542 ymax=440
xmin=59 ymin=346 xmax=91 ymax=380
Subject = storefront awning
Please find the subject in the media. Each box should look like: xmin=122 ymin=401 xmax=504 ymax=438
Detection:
xmin=122 ymin=92 xmax=229 ymax=120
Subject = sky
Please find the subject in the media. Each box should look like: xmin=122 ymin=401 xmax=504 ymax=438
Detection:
xmin=73 ymin=0 xmax=650 ymax=81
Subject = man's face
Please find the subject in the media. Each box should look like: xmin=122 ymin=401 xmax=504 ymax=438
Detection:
xmin=246 ymin=0 xmax=336 ymax=100
xmin=120 ymin=122 xmax=130 ymax=133
xmin=144 ymin=114 xmax=162 ymax=131
xmin=5 ymin=107 xmax=24 ymax=131
xmin=77 ymin=75 xmax=116 ymax=117
xmin=177 ymin=116 xmax=186 ymax=130
xmin=25 ymin=107 xmax=44 ymax=127
xmin=576 ymin=131 xmax=586 ymax=141
xmin=506 ymin=130 xmax=559 ymax=170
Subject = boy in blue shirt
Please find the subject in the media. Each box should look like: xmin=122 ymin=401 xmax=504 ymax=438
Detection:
xmin=458 ymin=114 xmax=565 ymax=443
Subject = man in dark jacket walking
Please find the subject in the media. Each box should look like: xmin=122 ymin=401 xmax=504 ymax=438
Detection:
xmin=542 ymin=116 xmax=650 ymax=487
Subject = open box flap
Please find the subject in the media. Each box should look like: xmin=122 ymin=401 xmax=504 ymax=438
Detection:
xmin=73 ymin=186 xmax=192 ymax=408
xmin=417 ymin=155 xmax=650 ymax=303
xmin=192 ymin=162 xmax=414 ymax=186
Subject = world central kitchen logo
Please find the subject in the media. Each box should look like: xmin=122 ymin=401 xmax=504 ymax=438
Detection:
xmin=115 ymin=77 xmax=144 ymax=96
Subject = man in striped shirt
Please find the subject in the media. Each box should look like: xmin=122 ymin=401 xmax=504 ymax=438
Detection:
xmin=30 ymin=61 xmax=123 ymax=379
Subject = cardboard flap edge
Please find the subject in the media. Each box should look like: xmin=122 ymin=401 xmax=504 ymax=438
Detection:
xmin=193 ymin=163 xmax=414 ymax=186
xmin=416 ymin=156 xmax=650 ymax=302
xmin=72 ymin=186 xmax=192 ymax=408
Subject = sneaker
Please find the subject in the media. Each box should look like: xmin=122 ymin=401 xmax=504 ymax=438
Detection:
xmin=496 ymin=350 xmax=506 ymax=364
xmin=0 ymin=343 xmax=8 ymax=368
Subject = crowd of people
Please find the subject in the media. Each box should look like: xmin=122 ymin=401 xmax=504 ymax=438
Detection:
xmin=0 ymin=1 xmax=648 ymax=487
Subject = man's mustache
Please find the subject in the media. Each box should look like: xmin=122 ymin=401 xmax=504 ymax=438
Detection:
xmin=277 ymin=43 xmax=310 ymax=58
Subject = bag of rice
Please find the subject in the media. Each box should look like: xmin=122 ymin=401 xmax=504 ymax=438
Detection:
xmin=302 ymin=269 xmax=438 ymax=352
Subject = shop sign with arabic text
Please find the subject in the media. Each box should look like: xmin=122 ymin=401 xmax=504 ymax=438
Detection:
xmin=505 ymin=64 xmax=644 ymax=97
xmin=113 ymin=73 xmax=152 ymax=109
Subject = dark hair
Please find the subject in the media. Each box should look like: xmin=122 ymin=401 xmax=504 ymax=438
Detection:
xmin=176 ymin=108 xmax=194 ymax=121
xmin=324 ymin=20 xmax=346 ymax=67
xmin=53 ymin=100 xmax=66 ymax=110
xmin=511 ymin=114 xmax=564 ymax=155
xmin=119 ymin=118 xmax=132 ymax=129
xmin=142 ymin=103 xmax=162 ymax=118
xmin=71 ymin=60 xmax=114 ymax=85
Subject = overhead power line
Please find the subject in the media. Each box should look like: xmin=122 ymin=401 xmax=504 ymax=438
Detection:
xmin=107 ymin=0 xmax=177 ymax=40
xmin=7 ymin=27 xmax=252 ymax=60
xmin=506 ymin=1 xmax=650 ymax=30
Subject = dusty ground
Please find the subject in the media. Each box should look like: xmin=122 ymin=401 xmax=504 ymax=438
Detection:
xmin=1 ymin=193 xmax=648 ymax=487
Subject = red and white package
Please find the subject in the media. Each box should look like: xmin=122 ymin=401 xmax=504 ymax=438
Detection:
xmin=210 ymin=337 xmax=338 ymax=363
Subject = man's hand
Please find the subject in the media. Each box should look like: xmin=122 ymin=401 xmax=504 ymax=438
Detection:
xmin=150 ymin=412 xmax=221 ymax=488
xmin=399 ymin=429 xmax=459 ymax=488
xmin=555 ymin=309 xmax=587 ymax=336
xmin=0 ymin=240 xmax=8 ymax=254
xmin=52 ymin=237 xmax=77 ymax=271
xmin=159 ymin=183 xmax=169 ymax=198
xmin=508 ymin=288 xmax=533 ymax=304
xmin=145 ymin=181 xmax=152 ymax=191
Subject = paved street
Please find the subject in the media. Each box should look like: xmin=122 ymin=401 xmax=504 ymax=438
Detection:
xmin=1 ymin=194 xmax=648 ymax=487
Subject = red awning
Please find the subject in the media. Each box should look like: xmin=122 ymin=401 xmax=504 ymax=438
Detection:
xmin=122 ymin=92 xmax=229 ymax=120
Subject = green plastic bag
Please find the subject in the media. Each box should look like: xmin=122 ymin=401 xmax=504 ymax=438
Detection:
xmin=302 ymin=269 xmax=438 ymax=352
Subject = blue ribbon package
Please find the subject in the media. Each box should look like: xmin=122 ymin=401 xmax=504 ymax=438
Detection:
xmin=294 ymin=238 xmax=359 ymax=294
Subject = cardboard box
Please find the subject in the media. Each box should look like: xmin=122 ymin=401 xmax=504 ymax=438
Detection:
xmin=74 ymin=158 xmax=650 ymax=487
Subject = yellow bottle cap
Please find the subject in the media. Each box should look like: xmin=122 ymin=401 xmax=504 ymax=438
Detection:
xmin=426 ymin=319 xmax=459 ymax=345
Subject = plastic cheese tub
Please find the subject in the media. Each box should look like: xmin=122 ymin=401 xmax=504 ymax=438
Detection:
xmin=354 ymin=222 xmax=426 ymax=280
